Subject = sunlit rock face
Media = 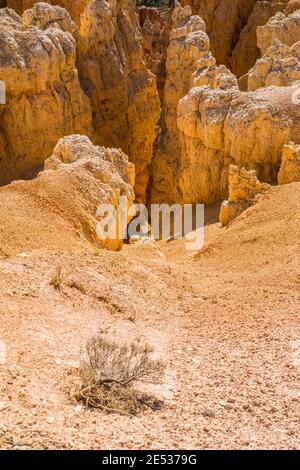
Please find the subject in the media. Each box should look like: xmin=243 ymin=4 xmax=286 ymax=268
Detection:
xmin=0 ymin=7 xmax=92 ymax=185
xmin=278 ymin=142 xmax=300 ymax=185
xmin=181 ymin=0 xmax=257 ymax=69
xmin=76 ymin=0 xmax=160 ymax=203
xmin=151 ymin=3 xmax=300 ymax=205
xmin=219 ymin=165 xmax=270 ymax=226
xmin=230 ymin=1 xmax=286 ymax=78
xmin=248 ymin=39 xmax=300 ymax=90
xmin=43 ymin=134 xmax=136 ymax=251
xmin=257 ymin=9 xmax=300 ymax=54
xmin=7 ymin=0 xmax=89 ymax=24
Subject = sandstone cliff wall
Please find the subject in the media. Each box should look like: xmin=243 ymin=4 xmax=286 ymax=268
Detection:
xmin=77 ymin=0 xmax=160 ymax=203
xmin=0 ymin=7 xmax=92 ymax=185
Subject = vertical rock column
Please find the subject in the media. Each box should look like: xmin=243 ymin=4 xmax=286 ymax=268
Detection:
xmin=77 ymin=0 xmax=161 ymax=203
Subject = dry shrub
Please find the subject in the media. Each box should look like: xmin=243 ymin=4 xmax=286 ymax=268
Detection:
xmin=75 ymin=335 xmax=166 ymax=415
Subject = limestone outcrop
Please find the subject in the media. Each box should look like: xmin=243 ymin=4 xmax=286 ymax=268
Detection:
xmin=139 ymin=5 xmax=173 ymax=102
xmin=77 ymin=0 xmax=160 ymax=203
xmin=257 ymin=10 xmax=300 ymax=54
xmin=0 ymin=7 xmax=92 ymax=186
xmin=22 ymin=1 xmax=76 ymax=32
xmin=7 ymin=1 xmax=89 ymax=25
xmin=230 ymin=1 xmax=286 ymax=78
xmin=0 ymin=134 xmax=135 ymax=254
xmin=248 ymin=39 xmax=300 ymax=90
xmin=181 ymin=0 xmax=257 ymax=69
xmin=285 ymin=0 xmax=300 ymax=14
xmin=219 ymin=165 xmax=270 ymax=226
xmin=152 ymin=3 xmax=300 ymax=205
xmin=151 ymin=3 xmax=212 ymax=204
xmin=278 ymin=141 xmax=300 ymax=184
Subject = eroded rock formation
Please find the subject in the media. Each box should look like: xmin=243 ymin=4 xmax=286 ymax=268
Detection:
xmin=7 ymin=0 xmax=89 ymax=24
xmin=151 ymin=3 xmax=300 ymax=205
xmin=0 ymin=134 xmax=135 ymax=254
xmin=278 ymin=141 xmax=300 ymax=184
xmin=219 ymin=165 xmax=270 ymax=226
xmin=257 ymin=9 xmax=300 ymax=54
xmin=151 ymin=3 xmax=210 ymax=204
xmin=181 ymin=0 xmax=258 ymax=69
xmin=77 ymin=0 xmax=160 ymax=203
xmin=230 ymin=1 xmax=286 ymax=78
xmin=139 ymin=6 xmax=173 ymax=101
xmin=248 ymin=39 xmax=300 ymax=90
xmin=0 ymin=0 xmax=299 ymax=221
xmin=0 ymin=7 xmax=92 ymax=185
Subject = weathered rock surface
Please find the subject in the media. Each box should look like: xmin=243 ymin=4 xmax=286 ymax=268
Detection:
xmin=77 ymin=0 xmax=160 ymax=203
xmin=7 ymin=0 xmax=89 ymax=25
xmin=151 ymin=3 xmax=211 ymax=204
xmin=285 ymin=0 xmax=300 ymax=14
xmin=22 ymin=1 xmax=76 ymax=32
xmin=139 ymin=5 xmax=173 ymax=102
xmin=231 ymin=1 xmax=286 ymax=78
xmin=248 ymin=39 xmax=300 ymax=90
xmin=278 ymin=141 xmax=300 ymax=184
xmin=152 ymin=3 xmax=300 ymax=205
xmin=257 ymin=10 xmax=300 ymax=54
xmin=219 ymin=165 xmax=270 ymax=225
xmin=0 ymin=135 xmax=135 ymax=253
xmin=0 ymin=7 xmax=92 ymax=185
xmin=181 ymin=0 xmax=258 ymax=69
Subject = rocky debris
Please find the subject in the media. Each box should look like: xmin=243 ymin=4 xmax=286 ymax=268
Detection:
xmin=77 ymin=0 xmax=160 ymax=203
xmin=248 ymin=39 xmax=300 ymax=90
xmin=278 ymin=141 xmax=300 ymax=184
xmin=0 ymin=135 xmax=135 ymax=253
xmin=0 ymin=7 xmax=92 ymax=186
xmin=219 ymin=165 xmax=270 ymax=226
xmin=257 ymin=10 xmax=300 ymax=54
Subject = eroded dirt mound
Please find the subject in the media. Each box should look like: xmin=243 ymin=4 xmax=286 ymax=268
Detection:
xmin=0 ymin=182 xmax=299 ymax=450
xmin=198 ymin=182 xmax=300 ymax=273
xmin=0 ymin=135 xmax=135 ymax=256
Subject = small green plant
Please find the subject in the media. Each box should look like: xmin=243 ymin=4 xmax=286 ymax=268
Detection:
xmin=50 ymin=267 xmax=64 ymax=290
xmin=92 ymin=246 xmax=102 ymax=256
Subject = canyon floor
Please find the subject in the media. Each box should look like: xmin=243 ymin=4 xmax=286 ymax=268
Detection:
xmin=0 ymin=183 xmax=299 ymax=450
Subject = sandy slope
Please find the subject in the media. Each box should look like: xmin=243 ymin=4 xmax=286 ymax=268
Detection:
xmin=0 ymin=183 xmax=299 ymax=449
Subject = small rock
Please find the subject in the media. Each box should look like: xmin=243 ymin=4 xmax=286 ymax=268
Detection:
xmin=46 ymin=416 xmax=55 ymax=424
xmin=202 ymin=409 xmax=215 ymax=418
xmin=0 ymin=401 xmax=8 ymax=411
xmin=13 ymin=437 xmax=29 ymax=447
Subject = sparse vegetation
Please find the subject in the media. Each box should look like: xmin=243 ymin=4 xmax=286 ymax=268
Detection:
xmin=75 ymin=334 xmax=165 ymax=415
xmin=68 ymin=279 xmax=87 ymax=294
xmin=92 ymin=246 xmax=102 ymax=256
xmin=50 ymin=267 xmax=64 ymax=290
